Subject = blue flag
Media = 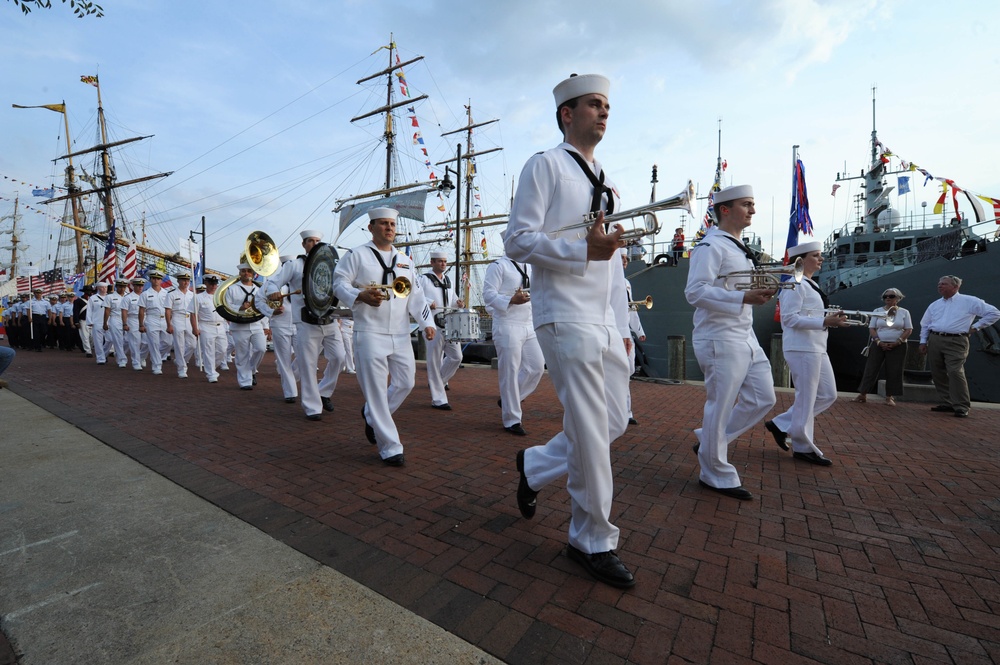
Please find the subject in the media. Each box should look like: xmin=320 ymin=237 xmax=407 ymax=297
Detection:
xmin=898 ymin=175 xmax=911 ymax=196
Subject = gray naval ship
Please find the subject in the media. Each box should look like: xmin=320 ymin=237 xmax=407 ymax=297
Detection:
xmin=626 ymin=103 xmax=1000 ymax=403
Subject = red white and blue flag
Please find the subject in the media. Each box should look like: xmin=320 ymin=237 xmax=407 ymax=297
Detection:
xmin=97 ymin=222 xmax=118 ymax=286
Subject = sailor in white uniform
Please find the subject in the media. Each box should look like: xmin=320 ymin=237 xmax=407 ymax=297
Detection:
xmin=333 ymin=207 xmax=436 ymax=466
xmin=90 ymin=282 xmax=110 ymax=364
xmin=121 ymin=278 xmax=147 ymax=370
xmin=167 ymin=272 xmax=200 ymax=378
xmin=482 ymin=253 xmax=544 ymax=436
xmin=103 ymin=279 xmax=129 ymax=367
xmin=621 ymin=249 xmax=647 ymax=425
xmin=138 ymin=270 xmax=171 ymax=375
xmin=256 ymin=255 xmax=300 ymax=404
xmin=196 ymin=275 xmax=228 ymax=383
xmin=504 ymin=73 xmax=635 ymax=589
xmin=766 ymin=242 xmax=849 ymax=465
xmin=418 ymin=251 xmax=464 ymax=410
xmin=685 ymin=184 xmax=777 ymax=501
xmin=225 ymin=263 xmax=267 ymax=390
xmin=268 ymin=233 xmax=346 ymax=420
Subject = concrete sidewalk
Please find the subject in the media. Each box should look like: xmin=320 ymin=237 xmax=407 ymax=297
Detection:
xmin=0 ymin=389 xmax=499 ymax=665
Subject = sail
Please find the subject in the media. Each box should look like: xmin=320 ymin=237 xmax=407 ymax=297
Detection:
xmin=337 ymin=189 xmax=429 ymax=236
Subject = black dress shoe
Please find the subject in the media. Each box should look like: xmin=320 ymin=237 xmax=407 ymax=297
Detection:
xmin=764 ymin=420 xmax=789 ymax=451
xmin=361 ymin=405 xmax=376 ymax=444
xmin=321 ymin=396 xmax=334 ymax=412
xmin=305 ymin=413 xmax=322 ymax=421
xmin=497 ymin=398 xmax=502 ymax=409
xmin=698 ymin=479 xmax=753 ymax=500
xmin=505 ymin=423 xmax=527 ymax=436
xmin=953 ymin=410 xmax=969 ymax=418
xmin=792 ymin=451 xmax=833 ymax=466
xmin=252 ymin=375 xmax=257 ymax=386
xmin=284 ymin=397 xmax=296 ymax=403
xmin=566 ymin=544 xmax=636 ymax=589
xmin=383 ymin=454 xmax=404 ymax=467
xmin=516 ymin=449 xmax=537 ymax=519
xmin=628 ymin=417 xmax=638 ymax=426
xmin=239 ymin=386 xmax=253 ymax=391
xmin=930 ymin=404 xmax=955 ymax=412
xmin=431 ymin=403 xmax=452 ymax=411
xmin=692 ymin=443 xmax=700 ymax=454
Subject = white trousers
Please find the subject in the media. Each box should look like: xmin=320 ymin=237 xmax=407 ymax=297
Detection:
xmin=295 ymin=321 xmax=344 ymax=416
xmin=198 ymin=322 xmax=227 ymax=382
xmin=271 ymin=326 xmax=298 ymax=399
xmin=424 ymin=331 xmax=462 ymax=406
xmin=93 ymin=325 xmax=109 ymax=363
xmin=771 ymin=350 xmax=836 ymax=456
xmin=144 ymin=324 xmax=169 ymax=373
xmin=493 ymin=322 xmax=544 ymax=427
xmin=626 ymin=338 xmax=636 ymax=418
xmin=230 ymin=324 xmax=266 ymax=388
xmin=523 ymin=322 xmax=629 ymax=555
xmin=124 ymin=323 xmax=146 ymax=370
xmin=693 ymin=338 xmax=776 ymax=489
xmin=107 ymin=323 xmax=126 ymax=367
xmin=80 ymin=322 xmax=92 ymax=355
xmin=356 ymin=331 xmax=415 ymax=459
xmin=171 ymin=317 xmax=197 ymax=377
xmin=340 ymin=320 xmax=356 ymax=372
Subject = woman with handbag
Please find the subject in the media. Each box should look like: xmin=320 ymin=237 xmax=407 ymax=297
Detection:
xmin=852 ymin=287 xmax=913 ymax=406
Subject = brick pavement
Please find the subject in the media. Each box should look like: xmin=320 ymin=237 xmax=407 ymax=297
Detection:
xmin=5 ymin=345 xmax=1000 ymax=664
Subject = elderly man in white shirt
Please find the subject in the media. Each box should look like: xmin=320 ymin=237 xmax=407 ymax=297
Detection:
xmin=918 ymin=274 xmax=1000 ymax=417
xmin=685 ymin=184 xmax=777 ymax=501
xmin=482 ymin=253 xmax=544 ymax=436
xmin=505 ymin=73 xmax=635 ymax=589
xmin=333 ymin=207 xmax=436 ymax=466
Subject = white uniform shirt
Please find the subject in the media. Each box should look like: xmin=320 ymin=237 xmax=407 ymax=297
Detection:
xmin=138 ymin=288 xmax=169 ymax=321
xmin=419 ymin=271 xmax=461 ymax=326
xmin=333 ymin=241 xmax=434 ymax=334
xmin=624 ymin=278 xmax=646 ymax=338
xmin=268 ymin=257 xmax=311 ymax=325
xmin=919 ymin=293 xmax=1000 ymax=343
xmin=685 ymin=227 xmax=758 ymax=343
xmin=254 ymin=277 xmax=294 ymax=331
xmin=121 ymin=291 xmax=143 ymax=326
xmin=778 ymin=278 xmax=829 ymax=353
xmin=168 ymin=288 xmax=196 ymax=319
xmin=505 ymin=142 xmax=625 ymax=332
xmin=105 ymin=292 xmax=125 ymax=328
xmin=89 ymin=293 xmax=109 ymax=325
xmin=483 ymin=258 xmax=533 ymax=326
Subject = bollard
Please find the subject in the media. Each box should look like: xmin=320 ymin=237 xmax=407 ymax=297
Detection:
xmin=667 ymin=335 xmax=685 ymax=381
xmin=770 ymin=333 xmax=790 ymax=388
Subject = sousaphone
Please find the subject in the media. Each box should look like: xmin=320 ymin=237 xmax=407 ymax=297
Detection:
xmin=214 ymin=230 xmax=281 ymax=324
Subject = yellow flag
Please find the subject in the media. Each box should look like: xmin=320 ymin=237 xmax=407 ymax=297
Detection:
xmin=11 ymin=103 xmax=66 ymax=114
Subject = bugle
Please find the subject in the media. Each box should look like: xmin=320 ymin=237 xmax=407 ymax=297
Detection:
xmin=628 ymin=295 xmax=653 ymax=310
xmin=553 ymin=180 xmax=696 ymax=240
xmin=824 ymin=305 xmax=897 ymax=327
xmin=364 ymin=276 xmax=411 ymax=299
xmin=718 ymin=257 xmax=804 ymax=291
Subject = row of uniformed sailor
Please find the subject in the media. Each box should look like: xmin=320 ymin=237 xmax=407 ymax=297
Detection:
xmin=418 ymin=251 xmax=463 ymax=410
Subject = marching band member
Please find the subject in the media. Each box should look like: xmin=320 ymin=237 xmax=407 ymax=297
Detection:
xmin=482 ymin=250 xmax=544 ymax=436
xmin=256 ymin=255 xmax=300 ymax=404
xmin=196 ymin=275 xmax=228 ymax=383
xmin=76 ymin=285 xmax=94 ymax=357
xmin=138 ymin=271 xmax=171 ymax=375
xmin=121 ymin=277 xmax=147 ymax=370
xmin=167 ymin=272 xmax=200 ymax=378
xmin=504 ymin=73 xmax=635 ymax=588
xmin=419 ymin=251 xmax=463 ymax=410
xmin=764 ymin=241 xmax=847 ymax=465
xmin=268 ymin=233 xmax=346 ymax=420
xmin=224 ymin=263 xmax=267 ymax=390
xmin=333 ymin=207 xmax=436 ymax=466
xmin=685 ymin=184 xmax=776 ymax=501
xmin=103 ymin=279 xmax=129 ymax=368
xmin=622 ymin=249 xmax=646 ymax=425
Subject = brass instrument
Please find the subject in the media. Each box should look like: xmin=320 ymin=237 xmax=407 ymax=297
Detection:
xmin=824 ymin=305 xmax=898 ymax=327
xmin=718 ymin=257 xmax=804 ymax=291
xmin=628 ymin=295 xmax=653 ymax=310
xmin=365 ymin=276 xmax=411 ymax=299
xmin=266 ymin=289 xmax=301 ymax=309
xmin=214 ymin=230 xmax=281 ymax=323
xmin=554 ymin=180 xmax=696 ymax=241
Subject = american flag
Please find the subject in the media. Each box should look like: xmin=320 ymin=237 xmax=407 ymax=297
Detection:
xmin=97 ymin=222 xmax=118 ymax=285
xmin=14 ymin=268 xmax=73 ymax=298
xmin=121 ymin=242 xmax=138 ymax=281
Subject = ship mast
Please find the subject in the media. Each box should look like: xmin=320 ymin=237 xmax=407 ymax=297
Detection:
xmin=1 ymin=195 xmax=23 ymax=280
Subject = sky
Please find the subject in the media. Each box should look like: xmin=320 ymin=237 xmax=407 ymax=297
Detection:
xmin=2 ymin=0 xmax=999 ymax=283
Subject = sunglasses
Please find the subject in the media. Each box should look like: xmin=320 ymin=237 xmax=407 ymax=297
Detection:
xmin=882 ymin=295 xmax=898 ymax=299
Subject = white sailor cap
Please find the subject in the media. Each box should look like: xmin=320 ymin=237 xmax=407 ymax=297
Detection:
xmin=147 ymin=270 xmax=164 ymax=279
xmin=787 ymin=241 xmax=822 ymax=258
xmin=279 ymin=254 xmax=296 ymax=263
xmin=130 ymin=277 xmax=146 ymax=284
xmin=237 ymin=262 xmax=253 ymax=271
xmin=300 ymin=229 xmax=323 ymax=241
xmin=175 ymin=272 xmax=192 ymax=280
xmin=367 ymin=207 xmax=399 ymax=222
xmin=196 ymin=284 xmax=206 ymax=291
xmin=114 ymin=278 xmax=128 ymax=286
xmin=429 ymin=251 xmax=449 ymax=260
xmin=714 ymin=184 xmax=754 ymax=206
xmin=553 ymin=73 xmax=610 ymax=107
xmin=96 ymin=281 xmax=109 ymax=288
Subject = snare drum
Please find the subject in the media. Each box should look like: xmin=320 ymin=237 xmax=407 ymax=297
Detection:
xmin=443 ymin=309 xmax=481 ymax=342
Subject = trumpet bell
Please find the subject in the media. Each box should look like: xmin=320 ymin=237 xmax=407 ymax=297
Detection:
xmin=719 ymin=257 xmax=804 ymax=291
xmin=628 ymin=295 xmax=653 ymax=310
xmin=554 ymin=179 xmax=695 ymax=240
xmin=367 ymin=276 xmax=411 ymax=299
xmin=245 ymin=231 xmax=281 ymax=277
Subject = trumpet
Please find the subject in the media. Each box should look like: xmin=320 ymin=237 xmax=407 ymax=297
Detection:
xmin=364 ymin=276 xmax=411 ymax=299
xmin=266 ymin=289 xmax=302 ymax=309
xmin=718 ymin=258 xmax=804 ymax=291
xmin=553 ymin=180 xmax=695 ymax=241
xmin=823 ymin=305 xmax=897 ymax=327
xmin=628 ymin=295 xmax=653 ymax=310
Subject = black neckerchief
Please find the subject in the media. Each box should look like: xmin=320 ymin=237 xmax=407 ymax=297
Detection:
xmin=563 ymin=149 xmax=615 ymax=216
xmin=510 ymin=260 xmax=530 ymax=290
xmin=369 ymin=247 xmax=397 ymax=286
xmin=238 ymin=284 xmax=254 ymax=305
xmin=805 ymin=278 xmax=830 ymax=309
xmin=723 ymin=235 xmax=760 ymax=268
xmin=425 ymin=272 xmax=451 ymax=305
